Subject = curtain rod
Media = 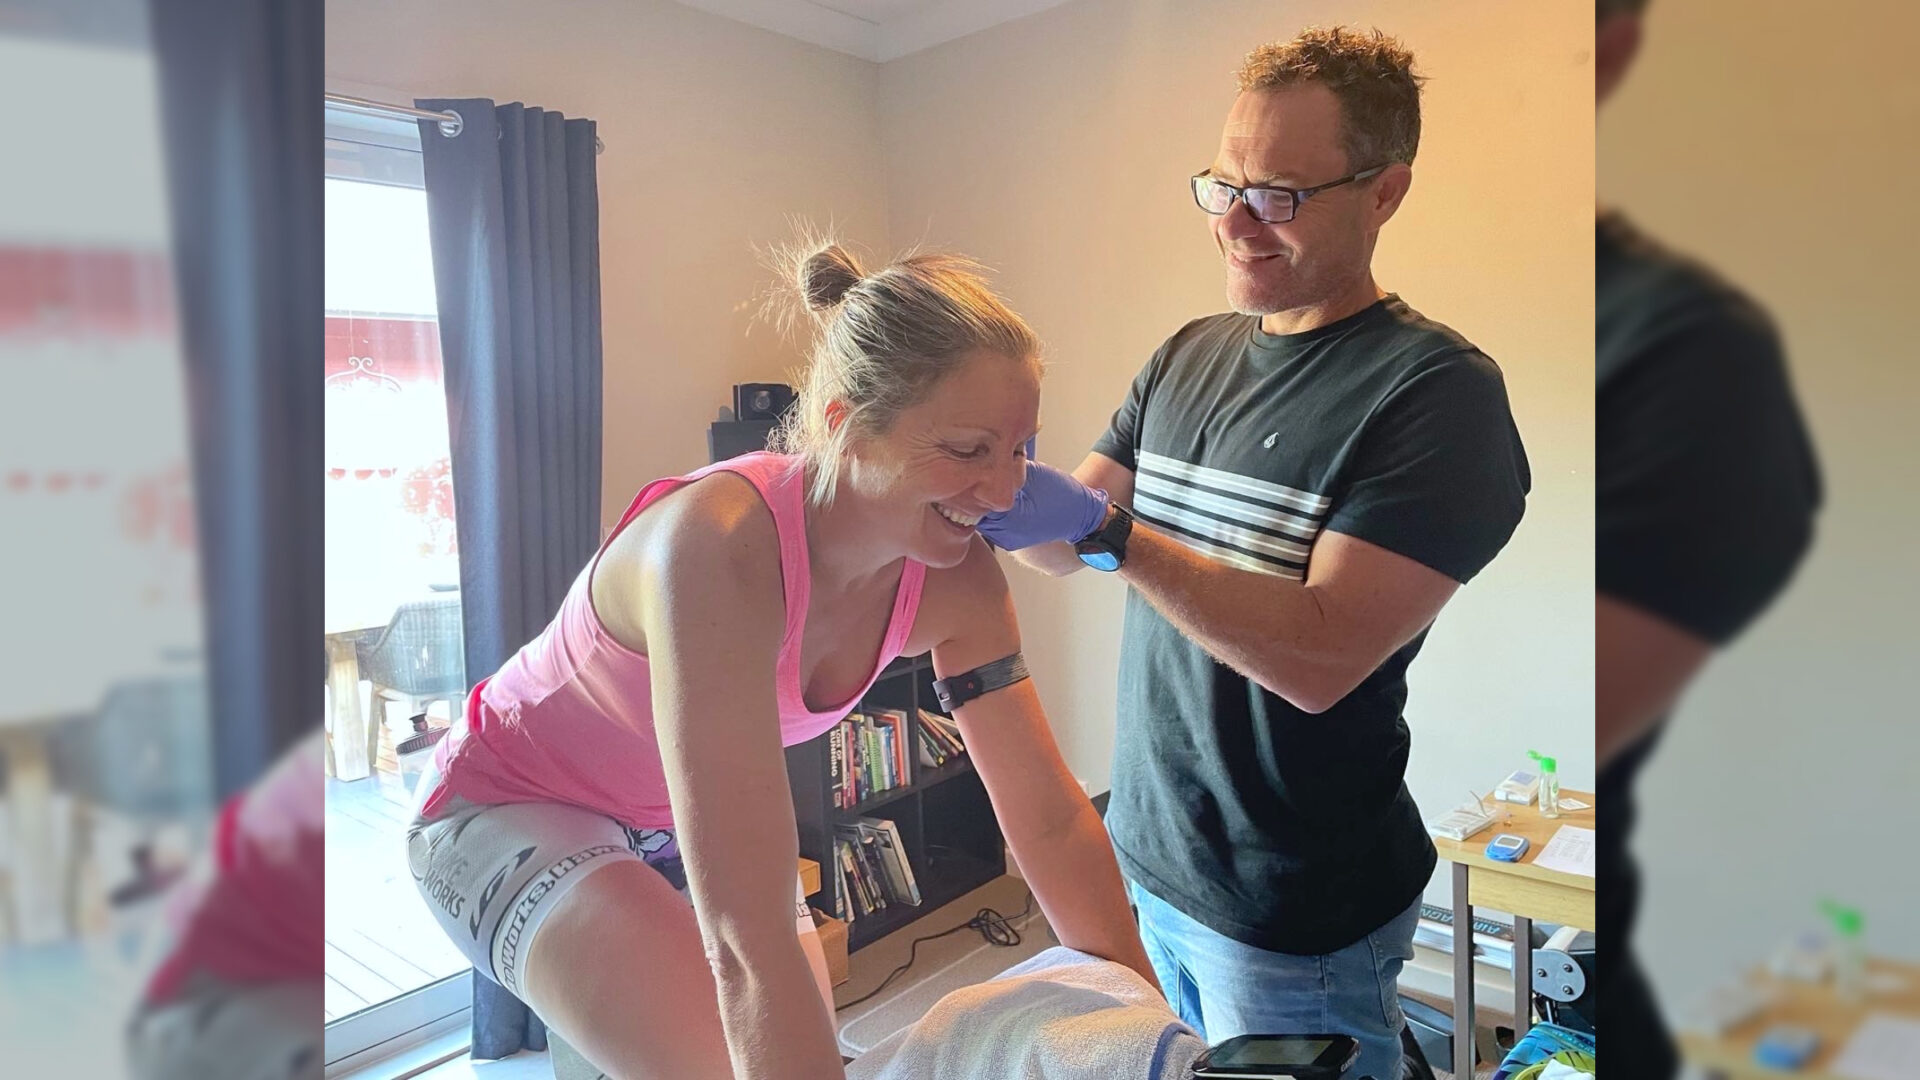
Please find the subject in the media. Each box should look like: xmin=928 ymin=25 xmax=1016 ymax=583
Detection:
xmin=324 ymin=93 xmax=605 ymax=154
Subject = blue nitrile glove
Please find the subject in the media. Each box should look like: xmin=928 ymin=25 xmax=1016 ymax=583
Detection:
xmin=977 ymin=459 xmax=1110 ymax=550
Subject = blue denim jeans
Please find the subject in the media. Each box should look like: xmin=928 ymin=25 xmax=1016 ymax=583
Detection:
xmin=1128 ymin=879 xmax=1419 ymax=1080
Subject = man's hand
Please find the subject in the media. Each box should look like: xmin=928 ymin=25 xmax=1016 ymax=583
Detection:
xmin=978 ymin=460 xmax=1110 ymax=551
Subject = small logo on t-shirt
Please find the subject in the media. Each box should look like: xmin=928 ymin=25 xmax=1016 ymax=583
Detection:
xmin=1262 ymin=432 xmax=1278 ymax=449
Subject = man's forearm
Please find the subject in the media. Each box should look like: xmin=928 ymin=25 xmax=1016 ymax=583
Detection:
xmin=1117 ymin=524 xmax=1349 ymax=711
xmin=1008 ymin=539 xmax=1087 ymax=577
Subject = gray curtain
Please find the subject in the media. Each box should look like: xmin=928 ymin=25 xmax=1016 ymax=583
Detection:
xmin=416 ymin=97 xmax=604 ymax=1060
xmin=149 ymin=0 xmax=324 ymax=799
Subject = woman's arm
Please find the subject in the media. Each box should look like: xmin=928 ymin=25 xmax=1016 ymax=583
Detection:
xmin=635 ymin=478 xmax=844 ymax=1079
xmin=920 ymin=537 xmax=1158 ymax=990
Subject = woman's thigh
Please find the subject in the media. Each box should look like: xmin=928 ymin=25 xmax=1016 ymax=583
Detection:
xmin=405 ymin=795 xmax=723 ymax=1079
xmin=523 ymin=859 xmax=731 ymax=1080
xmin=127 ymin=974 xmax=323 ymax=1080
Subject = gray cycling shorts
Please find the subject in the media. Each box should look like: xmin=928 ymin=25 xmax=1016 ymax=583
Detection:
xmin=405 ymin=765 xmax=687 ymax=997
xmin=127 ymin=971 xmax=324 ymax=1080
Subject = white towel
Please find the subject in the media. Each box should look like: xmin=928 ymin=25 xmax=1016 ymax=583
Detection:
xmin=845 ymin=946 xmax=1207 ymax=1080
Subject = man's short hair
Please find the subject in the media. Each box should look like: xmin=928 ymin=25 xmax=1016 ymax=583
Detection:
xmin=1597 ymin=0 xmax=1652 ymax=18
xmin=1236 ymin=26 xmax=1424 ymax=169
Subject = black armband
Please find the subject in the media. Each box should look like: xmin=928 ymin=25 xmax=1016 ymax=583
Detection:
xmin=930 ymin=653 xmax=1030 ymax=712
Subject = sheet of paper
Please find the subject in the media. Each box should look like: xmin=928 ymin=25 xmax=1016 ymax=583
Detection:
xmin=1531 ymin=825 xmax=1596 ymax=877
xmin=1557 ymin=797 xmax=1590 ymax=811
xmin=1833 ymin=1014 xmax=1920 ymax=1080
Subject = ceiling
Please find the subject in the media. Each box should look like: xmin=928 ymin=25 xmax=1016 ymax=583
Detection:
xmin=671 ymin=0 xmax=1073 ymax=63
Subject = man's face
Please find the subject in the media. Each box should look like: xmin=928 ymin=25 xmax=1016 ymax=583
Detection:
xmin=1207 ymin=84 xmax=1384 ymax=317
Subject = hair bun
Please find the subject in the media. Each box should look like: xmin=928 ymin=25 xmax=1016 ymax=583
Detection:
xmin=799 ymin=245 xmax=864 ymax=312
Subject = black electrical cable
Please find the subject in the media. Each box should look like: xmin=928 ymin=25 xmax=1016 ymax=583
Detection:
xmin=834 ymin=890 xmax=1036 ymax=1012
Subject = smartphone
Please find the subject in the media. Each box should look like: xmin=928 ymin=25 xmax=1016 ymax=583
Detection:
xmin=1190 ymin=1033 xmax=1362 ymax=1078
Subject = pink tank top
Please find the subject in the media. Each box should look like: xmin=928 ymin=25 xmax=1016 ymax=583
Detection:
xmin=424 ymin=452 xmax=927 ymax=829
xmin=145 ymin=732 xmax=326 ymax=1004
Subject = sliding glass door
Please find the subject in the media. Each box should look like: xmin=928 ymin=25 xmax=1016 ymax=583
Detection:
xmin=321 ymin=104 xmax=473 ymax=1071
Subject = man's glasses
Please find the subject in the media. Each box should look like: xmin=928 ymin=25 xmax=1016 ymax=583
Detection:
xmin=1190 ymin=164 xmax=1388 ymax=225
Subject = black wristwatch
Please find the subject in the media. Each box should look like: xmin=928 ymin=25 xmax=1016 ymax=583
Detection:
xmin=1074 ymin=502 xmax=1134 ymax=572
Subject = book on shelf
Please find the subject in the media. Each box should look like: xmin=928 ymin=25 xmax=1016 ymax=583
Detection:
xmin=880 ymin=708 xmax=911 ymax=781
xmin=856 ymin=816 xmax=922 ymax=907
xmin=878 ymin=720 xmax=897 ymax=794
xmin=854 ymin=824 xmax=890 ymax=911
xmin=833 ymin=837 xmax=862 ymax=918
xmin=830 ymin=839 xmax=849 ymax=920
xmin=866 ymin=720 xmax=880 ymax=796
xmin=844 ymin=831 xmax=886 ymax=916
xmin=862 ymin=827 xmax=891 ymax=906
xmin=832 ymin=722 xmax=852 ymax=809
xmin=829 ymin=723 xmax=846 ymax=809
xmin=917 ymin=725 xmax=948 ymax=769
xmin=833 ymin=818 xmax=925 ymax=920
xmin=833 ymin=711 xmax=913 ymax=810
xmin=915 ymin=707 xmax=965 ymax=766
xmin=834 ymin=827 xmax=870 ymax=918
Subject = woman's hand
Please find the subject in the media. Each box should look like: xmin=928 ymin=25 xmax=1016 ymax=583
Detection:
xmin=977 ymin=460 xmax=1110 ymax=551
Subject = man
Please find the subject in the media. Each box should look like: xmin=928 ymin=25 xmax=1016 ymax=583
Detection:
xmin=1593 ymin=3 xmax=1819 ymax=1075
xmin=980 ymin=27 xmax=1529 ymax=1080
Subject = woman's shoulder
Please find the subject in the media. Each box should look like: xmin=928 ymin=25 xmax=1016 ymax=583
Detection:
xmin=599 ymin=469 xmax=784 ymax=622
xmin=906 ymin=536 xmax=1012 ymax=654
xmin=649 ymin=469 xmax=777 ymax=543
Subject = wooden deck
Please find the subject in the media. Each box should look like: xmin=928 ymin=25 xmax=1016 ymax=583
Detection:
xmin=324 ymin=766 xmax=468 ymax=1020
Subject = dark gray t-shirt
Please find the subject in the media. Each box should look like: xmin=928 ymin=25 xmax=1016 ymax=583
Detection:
xmin=1595 ymin=212 xmax=1819 ymax=1077
xmin=1095 ymin=296 xmax=1530 ymax=955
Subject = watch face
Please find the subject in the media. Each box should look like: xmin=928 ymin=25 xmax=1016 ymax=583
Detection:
xmin=1078 ymin=549 xmax=1120 ymax=572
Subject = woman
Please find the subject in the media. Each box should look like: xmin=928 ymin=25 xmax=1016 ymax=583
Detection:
xmin=406 ymin=239 xmax=1153 ymax=1079
xmin=127 ymin=730 xmax=325 ymax=1080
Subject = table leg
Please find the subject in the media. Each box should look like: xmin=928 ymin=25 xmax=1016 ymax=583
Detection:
xmin=1453 ymin=861 xmax=1474 ymax=1080
xmin=324 ymin=635 xmax=369 ymax=781
xmin=1513 ymin=913 xmax=1533 ymax=1041
xmin=0 ymin=730 xmax=66 ymax=944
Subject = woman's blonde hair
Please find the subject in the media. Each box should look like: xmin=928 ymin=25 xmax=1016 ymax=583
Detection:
xmin=764 ymin=232 xmax=1040 ymax=505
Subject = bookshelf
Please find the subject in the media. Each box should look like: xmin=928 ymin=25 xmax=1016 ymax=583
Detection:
xmin=784 ymin=654 xmax=1006 ymax=952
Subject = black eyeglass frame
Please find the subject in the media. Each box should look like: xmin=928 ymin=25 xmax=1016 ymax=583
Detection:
xmin=1189 ymin=164 xmax=1390 ymax=224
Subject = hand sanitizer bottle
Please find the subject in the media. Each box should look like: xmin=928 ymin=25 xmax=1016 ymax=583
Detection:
xmin=1823 ymin=899 xmax=1866 ymax=1002
xmin=1529 ymin=750 xmax=1560 ymax=818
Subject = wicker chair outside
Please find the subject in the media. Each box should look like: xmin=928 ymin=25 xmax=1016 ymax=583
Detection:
xmin=353 ymin=593 xmax=466 ymax=767
xmin=46 ymin=674 xmax=214 ymax=928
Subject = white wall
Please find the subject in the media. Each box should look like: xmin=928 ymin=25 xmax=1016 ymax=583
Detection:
xmin=878 ymin=0 xmax=1595 ymax=907
xmin=326 ymin=0 xmax=890 ymax=527
xmin=1599 ymin=0 xmax=1920 ymax=1003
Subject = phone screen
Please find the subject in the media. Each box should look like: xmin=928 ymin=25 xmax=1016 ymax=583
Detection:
xmin=1213 ymin=1036 xmax=1333 ymax=1065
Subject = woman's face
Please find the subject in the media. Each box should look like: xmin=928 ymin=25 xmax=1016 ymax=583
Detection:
xmin=843 ymin=349 xmax=1041 ymax=570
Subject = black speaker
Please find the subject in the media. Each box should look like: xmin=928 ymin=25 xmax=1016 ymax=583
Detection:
xmin=708 ymin=418 xmax=777 ymax=463
xmin=732 ymin=382 xmax=795 ymax=422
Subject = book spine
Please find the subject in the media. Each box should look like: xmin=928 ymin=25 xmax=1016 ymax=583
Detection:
xmin=830 ymin=722 xmax=844 ymax=809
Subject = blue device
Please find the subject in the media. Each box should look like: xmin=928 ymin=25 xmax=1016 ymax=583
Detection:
xmin=1754 ymin=1025 xmax=1818 ymax=1069
xmin=1485 ymin=834 xmax=1529 ymax=862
